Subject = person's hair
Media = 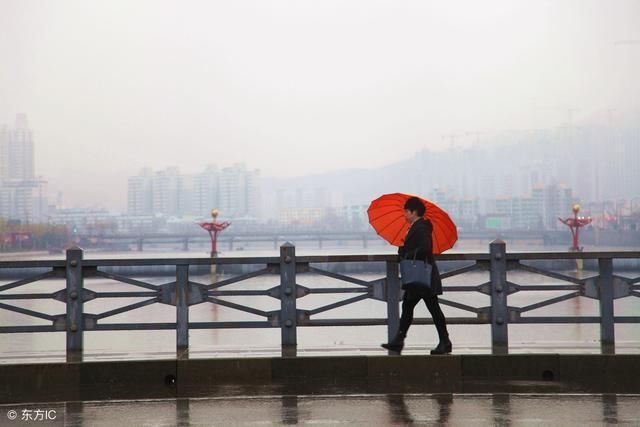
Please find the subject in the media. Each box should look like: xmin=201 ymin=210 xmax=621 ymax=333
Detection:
xmin=404 ymin=197 xmax=426 ymax=216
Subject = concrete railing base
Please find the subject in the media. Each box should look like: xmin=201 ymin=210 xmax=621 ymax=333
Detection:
xmin=2 ymin=354 xmax=639 ymax=404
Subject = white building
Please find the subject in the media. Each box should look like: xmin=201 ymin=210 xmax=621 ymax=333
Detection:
xmin=244 ymin=167 xmax=261 ymax=218
xmin=127 ymin=168 xmax=154 ymax=216
xmin=0 ymin=113 xmax=34 ymax=182
xmin=152 ymin=167 xmax=181 ymax=216
xmin=0 ymin=184 xmax=33 ymax=222
xmin=219 ymin=164 xmax=260 ymax=219
xmin=0 ymin=114 xmax=48 ymax=223
xmin=532 ymin=182 xmax=574 ymax=230
xmin=127 ymin=163 xmax=260 ymax=220
xmin=48 ymin=208 xmax=118 ymax=234
xmin=339 ymin=204 xmax=369 ymax=230
xmin=193 ymin=165 xmax=219 ymax=217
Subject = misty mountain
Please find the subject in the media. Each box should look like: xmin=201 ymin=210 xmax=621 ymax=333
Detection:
xmin=262 ymin=125 xmax=640 ymax=208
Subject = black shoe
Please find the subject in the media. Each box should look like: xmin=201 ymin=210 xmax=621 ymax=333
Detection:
xmin=430 ymin=339 xmax=452 ymax=355
xmin=381 ymin=332 xmax=406 ymax=354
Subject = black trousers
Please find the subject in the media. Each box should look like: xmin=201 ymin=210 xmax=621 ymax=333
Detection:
xmin=399 ymin=287 xmax=449 ymax=342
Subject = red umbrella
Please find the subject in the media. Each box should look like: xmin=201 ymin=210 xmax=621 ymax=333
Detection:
xmin=367 ymin=193 xmax=458 ymax=254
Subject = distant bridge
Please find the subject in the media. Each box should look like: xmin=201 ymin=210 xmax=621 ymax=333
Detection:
xmin=79 ymin=230 xmax=558 ymax=251
xmin=72 ymin=229 xmax=640 ymax=251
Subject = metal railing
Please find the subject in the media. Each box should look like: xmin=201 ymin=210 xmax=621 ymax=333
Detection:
xmin=1 ymin=240 xmax=639 ymax=361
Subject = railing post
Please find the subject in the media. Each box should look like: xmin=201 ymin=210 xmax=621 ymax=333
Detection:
xmin=598 ymin=257 xmax=615 ymax=354
xmin=490 ymin=240 xmax=508 ymax=354
xmin=280 ymin=243 xmax=297 ymax=357
xmin=176 ymin=264 xmax=190 ymax=359
xmin=385 ymin=261 xmax=401 ymax=355
xmin=66 ymin=245 xmax=84 ymax=362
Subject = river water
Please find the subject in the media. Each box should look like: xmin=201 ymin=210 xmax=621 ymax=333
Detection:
xmin=1 ymin=243 xmax=639 ymax=363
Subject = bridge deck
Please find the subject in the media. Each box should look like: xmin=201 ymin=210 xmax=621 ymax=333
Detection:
xmin=2 ymin=354 xmax=639 ymax=404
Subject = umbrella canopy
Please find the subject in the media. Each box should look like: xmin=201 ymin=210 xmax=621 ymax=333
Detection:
xmin=367 ymin=193 xmax=458 ymax=254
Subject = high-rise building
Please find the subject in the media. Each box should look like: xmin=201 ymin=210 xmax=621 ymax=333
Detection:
xmin=491 ymin=196 xmax=542 ymax=230
xmin=532 ymin=183 xmax=574 ymax=230
xmin=151 ymin=167 xmax=182 ymax=216
xmin=244 ymin=168 xmax=261 ymax=217
xmin=219 ymin=165 xmax=246 ymax=217
xmin=485 ymin=183 xmax=573 ymax=230
xmin=429 ymin=188 xmax=479 ymax=230
xmin=193 ymin=165 xmax=219 ymax=217
xmin=127 ymin=168 xmax=154 ymax=216
xmin=0 ymin=184 xmax=34 ymax=222
xmin=219 ymin=163 xmax=261 ymax=218
xmin=0 ymin=114 xmax=47 ymax=223
xmin=126 ymin=164 xmax=260 ymax=219
xmin=0 ymin=113 xmax=34 ymax=182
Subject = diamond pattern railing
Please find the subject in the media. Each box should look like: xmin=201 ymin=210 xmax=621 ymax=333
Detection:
xmin=1 ymin=241 xmax=639 ymax=360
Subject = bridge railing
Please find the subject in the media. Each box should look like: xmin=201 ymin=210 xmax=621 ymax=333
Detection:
xmin=0 ymin=241 xmax=639 ymax=361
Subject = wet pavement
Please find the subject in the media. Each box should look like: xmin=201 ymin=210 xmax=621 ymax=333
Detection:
xmin=1 ymin=394 xmax=640 ymax=426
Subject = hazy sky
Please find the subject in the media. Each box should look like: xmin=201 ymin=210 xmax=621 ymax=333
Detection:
xmin=1 ymin=1 xmax=639 ymax=209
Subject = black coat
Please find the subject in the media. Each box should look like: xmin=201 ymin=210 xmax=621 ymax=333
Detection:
xmin=397 ymin=218 xmax=443 ymax=295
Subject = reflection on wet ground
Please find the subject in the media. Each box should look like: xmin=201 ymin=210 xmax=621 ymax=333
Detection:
xmin=1 ymin=394 xmax=639 ymax=426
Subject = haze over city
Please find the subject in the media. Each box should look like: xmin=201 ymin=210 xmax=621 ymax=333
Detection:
xmin=2 ymin=0 xmax=639 ymax=212
xmin=3 ymin=4 xmax=640 ymax=422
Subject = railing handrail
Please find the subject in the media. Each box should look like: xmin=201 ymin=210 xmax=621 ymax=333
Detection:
xmin=1 ymin=242 xmax=639 ymax=362
xmin=2 ymin=250 xmax=640 ymax=269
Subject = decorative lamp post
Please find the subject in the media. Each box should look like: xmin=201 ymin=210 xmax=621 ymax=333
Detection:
xmin=199 ymin=209 xmax=231 ymax=275
xmin=559 ymin=204 xmax=592 ymax=270
xmin=199 ymin=209 xmax=231 ymax=256
xmin=558 ymin=204 xmax=592 ymax=252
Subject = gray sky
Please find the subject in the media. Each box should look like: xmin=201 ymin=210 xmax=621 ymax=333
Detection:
xmin=1 ymin=0 xmax=639 ymax=209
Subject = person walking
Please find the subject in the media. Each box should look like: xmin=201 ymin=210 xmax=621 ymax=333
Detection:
xmin=381 ymin=196 xmax=452 ymax=355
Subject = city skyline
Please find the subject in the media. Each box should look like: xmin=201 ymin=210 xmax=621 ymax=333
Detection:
xmin=2 ymin=111 xmax=639 ymax=224
xmin=3 ymin=0 xmax=640 ymax=209
xmin=3 ymin=111 xmax=639 ymax=212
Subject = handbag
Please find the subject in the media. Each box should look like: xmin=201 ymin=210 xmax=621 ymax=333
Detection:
xmin=399 ymin=248 xmax=433 ymax=290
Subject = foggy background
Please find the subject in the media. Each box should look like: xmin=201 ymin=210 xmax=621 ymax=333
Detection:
xmin=1 ymin=0 xmax=639 ymax=230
